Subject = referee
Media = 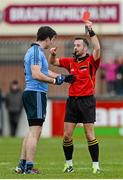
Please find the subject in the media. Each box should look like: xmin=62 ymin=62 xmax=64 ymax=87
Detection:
xmin=49 ymin=20 xmax=101 ymax=174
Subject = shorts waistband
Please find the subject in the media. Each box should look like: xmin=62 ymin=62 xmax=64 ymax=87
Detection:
xmin=69 ymin=95 xmax=94 ymax=99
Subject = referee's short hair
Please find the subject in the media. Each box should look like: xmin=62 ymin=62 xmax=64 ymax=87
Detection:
xmin=74 ymin=37 xmax=89 ymax=48
xmin=37 ymin=26 xmax=57 ymax=41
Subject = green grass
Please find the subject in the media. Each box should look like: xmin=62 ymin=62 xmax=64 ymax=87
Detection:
xmin=0 ymin=135 xmax=123 ymax=179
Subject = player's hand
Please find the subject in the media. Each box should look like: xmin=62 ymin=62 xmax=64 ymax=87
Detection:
xmin=50 ymin=47 xmax=57 ymax=56
xmin=63 ymin=74 xmax=76 ymax=83
xmin=54 ymin=75 xmax=65 ymax=85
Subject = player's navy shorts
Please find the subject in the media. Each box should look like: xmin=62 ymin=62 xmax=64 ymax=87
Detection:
xmin=22 ymin=91 xmax=47 ymax=126
xmin=65 ymin=95 xmax=96 ymax=124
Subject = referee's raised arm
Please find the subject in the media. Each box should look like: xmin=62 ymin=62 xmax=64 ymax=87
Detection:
xmin=85 ymin=20 xmax=101 ymax=61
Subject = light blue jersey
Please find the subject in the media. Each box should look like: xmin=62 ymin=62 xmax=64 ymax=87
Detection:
xmin=24 ymin=44 xmax=48 ymax=92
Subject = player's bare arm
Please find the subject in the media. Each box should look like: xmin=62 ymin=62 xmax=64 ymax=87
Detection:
xmin=31 ymin=65 xmax=55 ymax=84
xmin=49 ymin=47 xmax=60 ymax=66
xmin=85 ymin=21 xmax=100 ymax=61
xmin=31 ymin=65 xmax=65 ymax=85
xmin=48 ymin=70 xmax=60 ymax=78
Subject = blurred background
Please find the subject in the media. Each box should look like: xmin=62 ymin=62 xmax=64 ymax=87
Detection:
xmin=0 ymin=0 xmax=123 ymax=137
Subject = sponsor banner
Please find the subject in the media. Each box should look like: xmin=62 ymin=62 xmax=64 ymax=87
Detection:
xmin=96 ymin=100 xmax=123 ymax=127
xmin=3 ymin=3 xmax=120 ymax=24
xmin=52 ymin=100 xmax=123 ymax=136
xmin=52 ymin=100 xmax=65 ymax=136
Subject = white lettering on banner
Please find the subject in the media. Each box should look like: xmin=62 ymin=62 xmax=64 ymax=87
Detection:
xmin=10 ymin=7 xmax=47 ymax=21
xmin=96 ymin=108 xmax=123 ymax=127
xmin=87 ymin=7 xmax=98 ymax=20
xmin=99 ymin=7 xmax=116 ymax=20
xmin=89 ymin=7 xmax=117 ymax=20
xmin=4 ymin=4 xmax=119 ymax=24
xmin=109 ymin=108 xmax=123 ymax=126
xmin=48 ymin=7 xmax=87 ymax=21
xmin=96 ymin=108 xmax=108 ymax=126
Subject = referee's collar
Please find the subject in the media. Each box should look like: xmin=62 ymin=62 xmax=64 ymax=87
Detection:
xmin=74 ymin=53 xmax=89 ymax=62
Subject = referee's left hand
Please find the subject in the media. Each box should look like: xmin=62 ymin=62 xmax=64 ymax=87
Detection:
xmin=63 ymin=74 xmax=76 ymax=83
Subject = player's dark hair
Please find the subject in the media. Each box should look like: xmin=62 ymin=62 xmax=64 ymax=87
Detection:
xmin=74 ymin=37 xmax=89 ymax=47
xmin=37 ymin=26 xmax=57 ymax=41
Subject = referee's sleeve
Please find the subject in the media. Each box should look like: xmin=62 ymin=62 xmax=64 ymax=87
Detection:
xmin=59 ymin=57 xmax=72 ymax=70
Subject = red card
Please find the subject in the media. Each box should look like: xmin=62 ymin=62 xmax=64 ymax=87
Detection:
xmin=82 ymin=11 xmax=90 ymax=22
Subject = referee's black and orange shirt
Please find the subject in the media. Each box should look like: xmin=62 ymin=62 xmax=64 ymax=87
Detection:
xmin=59 ymin=54 xmax=100 ymax=96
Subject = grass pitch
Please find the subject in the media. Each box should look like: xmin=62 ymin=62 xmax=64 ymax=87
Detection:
xmin=0 ymin=135 xmax=123 ymax=179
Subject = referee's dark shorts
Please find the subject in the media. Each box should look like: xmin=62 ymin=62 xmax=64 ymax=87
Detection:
xmin=65 ymin=95 xmax=96 ymax=124
xmin=22 ymin=91 xmax=47 ymax=126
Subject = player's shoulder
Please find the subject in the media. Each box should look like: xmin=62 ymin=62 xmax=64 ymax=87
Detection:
xmin=27 ymin=44 xmax=43 ymax=56
xmin=26 ymin=45 xmax=34 ymax=54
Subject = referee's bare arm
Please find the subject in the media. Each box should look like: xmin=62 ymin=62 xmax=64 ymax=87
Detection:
xmin=91 ymin=34 xmax=100 ymax=61
xmin=86 ymin=21 xmax=101 ymax=61
xmin=48 ymin=47 xmax=60 ymax=66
